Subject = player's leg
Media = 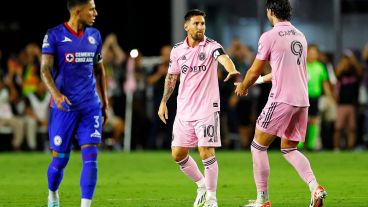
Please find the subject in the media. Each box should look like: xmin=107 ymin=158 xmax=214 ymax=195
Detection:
xmin=280 ymin=107 xmax=326 ymax=207
xmin=47 ymin=108 xmax=77 ymax=207
xmin=76 ymin=106 xmax=103 ymax=207
xmin=80 ymin=144 xmax=99 ymax=207
xmin=172 ymin=116 xmax=205 ymax=207
xmin=196 ymin=112 xmax=221 ymax=207
xmin=198 ymin=147 xmax=218 ymax=207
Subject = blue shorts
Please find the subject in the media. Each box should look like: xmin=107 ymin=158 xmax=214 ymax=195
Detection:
xmin=48 ymin=106 xmax=102 ymax=153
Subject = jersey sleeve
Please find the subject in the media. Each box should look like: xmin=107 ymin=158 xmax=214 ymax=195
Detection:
xmin=41 ymin=30 xmax=56 ymax=54
xmin=256 ymin=33 xmax=271 ymax=61
xmin=94 ymin=31 xmax=103 ymax=64
xmin=168 ymin=48 xmax=180 ymax=74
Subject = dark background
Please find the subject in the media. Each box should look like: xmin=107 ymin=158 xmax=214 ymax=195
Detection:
xmin=0 ymin=0 xmax=172 ymax=58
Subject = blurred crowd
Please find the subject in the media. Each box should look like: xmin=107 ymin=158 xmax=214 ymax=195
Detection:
xmin=1 ymin=33 xmax=368 ymax=152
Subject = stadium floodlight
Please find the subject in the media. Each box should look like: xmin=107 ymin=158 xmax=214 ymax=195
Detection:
xmin=130 ymin=49 xmax=139 ymax=58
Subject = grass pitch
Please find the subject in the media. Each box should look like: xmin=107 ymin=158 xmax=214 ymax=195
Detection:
xmin=0 ymin=150 xmax=367 ymax=207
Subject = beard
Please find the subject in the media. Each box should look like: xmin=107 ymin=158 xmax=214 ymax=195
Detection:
xmin=191 ymin=32 xmax=204 ymax=41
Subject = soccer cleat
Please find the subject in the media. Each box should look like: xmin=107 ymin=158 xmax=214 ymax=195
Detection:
xmin=309 ymin=185 xmax=327 ymax=207
xmin=48 ymin=199 xmax=60 ymax=207
xmin=240 ymin=200 xmax=271 ymax=207
xmin=193 ymin=187 xmax=206 ymax=207
xmin=204 ymin=199 xmax=218 ymax=207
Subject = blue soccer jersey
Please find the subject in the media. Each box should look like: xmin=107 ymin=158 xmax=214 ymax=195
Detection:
xmin=42 ymin=23 xmax=102 ymax=110
xmin=42 ymin=23 xmax=104 ymax=152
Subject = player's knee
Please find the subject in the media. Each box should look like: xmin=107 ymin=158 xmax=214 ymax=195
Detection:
xmin=171 ymin=149 xmax=188 ymax=162
xmin=198 ymin=147 xmax=215 ymax=160
xmin=51 ymin=156 xmax=70 ymax=170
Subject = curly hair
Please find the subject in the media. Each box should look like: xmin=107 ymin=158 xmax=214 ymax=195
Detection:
xmin=266 ymin=0 xmax=292 ymax=21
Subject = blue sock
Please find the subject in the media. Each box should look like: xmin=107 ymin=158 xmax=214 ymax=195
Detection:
xmin=80 ymin=146 xmax=98 ymax=199
xmin=47 ymin=153 xmax=70 ymax=191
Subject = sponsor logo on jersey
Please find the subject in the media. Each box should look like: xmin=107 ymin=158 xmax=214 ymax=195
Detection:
xmin=65 ymin=53 xmax=75 ymax=62
xmin=65 ymin=52 xmax=95 ymax=63
xmin=88 ymin=36 xmax=96 ymax=44
xmin=181 ymin=65 xmax=207 ymax=74
xmin=62 ymin=36 xmax=72 ymax=42
xmin=54 ymin=135 xmax=62 ymax=146
xmin=90 ymin=129 xmax=101 ymax=138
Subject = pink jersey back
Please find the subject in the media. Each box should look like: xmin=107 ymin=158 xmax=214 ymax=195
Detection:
xmin=169 ymin=36 xmax=223 ymax=121
xmin=256 ymin=22 xmax=309 ymax=107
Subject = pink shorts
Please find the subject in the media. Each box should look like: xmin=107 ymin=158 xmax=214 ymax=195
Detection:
xmin=256 ymin=101 xmax=308 ymax=142
xmin=172 ymin=112 xmax=221 ymax=148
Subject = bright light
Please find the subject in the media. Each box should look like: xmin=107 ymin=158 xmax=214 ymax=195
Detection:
xmin=130 ymin=49 xmax=139 ymax=58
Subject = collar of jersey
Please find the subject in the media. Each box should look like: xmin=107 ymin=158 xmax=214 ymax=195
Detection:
xmin=184 ymin=36 xmax=207 ymax=48
xmin=64 ymin=22 xmax=85 ymax=37
xmin=274 ymin=21 xmax=291 ymax=27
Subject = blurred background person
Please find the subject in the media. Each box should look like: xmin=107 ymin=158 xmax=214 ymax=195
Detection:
xmin=333 ymin=50 xmax=364 ymax=151
xmin=298 ymin=44 xmax=335 ymax=151
xmin=146 ymin=45 xmax=176 ymax=149
xmin=102 ymin=33 xmax=126 ymax=151
xmin=24 ymin=81 xmax=50 ymax=151
xmin=0 ymin=73 xmax=25 ymax=151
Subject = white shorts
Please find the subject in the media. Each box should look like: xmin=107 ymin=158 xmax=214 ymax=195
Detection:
xmin=172 ymin=112 xmax=221 ymax=148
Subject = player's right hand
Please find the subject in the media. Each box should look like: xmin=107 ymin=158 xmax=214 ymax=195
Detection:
xmin=158 ymin=102 xmax=168 ymax=124
xmin=53 ymin=92 xmax=72 ymax=112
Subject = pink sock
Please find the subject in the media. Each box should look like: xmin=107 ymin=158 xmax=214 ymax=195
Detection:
xmin=282 ymin=148 xmax=316 ymax=184
xmin=202 ymin=156 xmax=218 ymax=192
xmin=251 ymin=140 xmax=270 ymax=193
xmin=176 ymin=155 xmax=204 ymax=182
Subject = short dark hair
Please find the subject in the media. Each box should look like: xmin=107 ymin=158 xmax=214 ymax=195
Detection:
xmin=266 ymin=0 xmax=292 ymax=21
xmin=67 ymin=0 xmax=90 ymax=10
xmin=184 ymin=9 xmax=206 ymax=22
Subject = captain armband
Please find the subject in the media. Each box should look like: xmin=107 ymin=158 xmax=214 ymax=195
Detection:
xmin=212 ymin=47 xmax=226 ymax=60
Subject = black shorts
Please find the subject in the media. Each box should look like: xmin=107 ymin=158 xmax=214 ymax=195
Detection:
xmin=308 ymin=97 xmax=319 ymax=116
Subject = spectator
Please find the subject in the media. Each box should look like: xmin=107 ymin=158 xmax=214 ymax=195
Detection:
xmin=146 ymin=45 xmax=176 ymax=149
xmin=333 ymin=51 xmax=364 ymax=151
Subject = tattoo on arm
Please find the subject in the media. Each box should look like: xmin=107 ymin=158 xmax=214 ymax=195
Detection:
xmin=40 ymin=54 xmax=57 ymax=95
xmin=161 ymin=73 xmax=178 ymax=103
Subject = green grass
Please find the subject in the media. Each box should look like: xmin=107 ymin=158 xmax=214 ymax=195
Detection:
xmin=0 ymin=150 xmax=367 ymax=206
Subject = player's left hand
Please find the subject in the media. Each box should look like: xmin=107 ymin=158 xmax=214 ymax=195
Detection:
xmin=102 ymin=105 xmax=109 ymax=127
xmin=234 ymin=82 xmax=248 ymax=96
xmin=224 ymin=71 xmax=240 ymax=82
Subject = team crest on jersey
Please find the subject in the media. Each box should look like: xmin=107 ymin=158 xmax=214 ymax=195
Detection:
xmin=88 ymin=36 xmax=96 ymax=44
xmin=199 ymin=52 xmax=206 ymax=61
xmin=65 ymin=53 xmax=75 ymax=62
xmin=54 ymin=135 xmax=62 ymax=146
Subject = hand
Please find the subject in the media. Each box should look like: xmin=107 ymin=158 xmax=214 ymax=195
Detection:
xmin=157 ymin=102 xmax=168 ymax=124
xmin=234 ymin=82 xmax=248 ymax=96
xmin=102 ymin=105 xmax=109 ymax=127
xmin=53 ymin=92 xmax=72 ymax=112
xmin=224 ymin=71 xmax=240 ymax=82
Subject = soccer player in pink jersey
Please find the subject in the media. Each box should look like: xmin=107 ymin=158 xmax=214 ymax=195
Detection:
xmin=235 ymin=0 xmax=327 ymax=207
xmin=157 ymin=9 xmax=240 ymax=207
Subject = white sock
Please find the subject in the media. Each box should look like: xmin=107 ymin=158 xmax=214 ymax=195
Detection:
xmin=308 ymin=179 xmax=319 ymax=193
xmin=48 ymin=190 xmax=59 ymax=201
xmin=81 ymin=198 xmax=92 ymax=207
xmin=195 ymin=177 xmax=206 ymax=189
xmin=206 ymin=191 xmax=217 ymax=201
xmin=257 ymin=191 xmax=269 ymax=202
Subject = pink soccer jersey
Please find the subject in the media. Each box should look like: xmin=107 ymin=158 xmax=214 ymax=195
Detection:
xmin=256 ymin=22 xmax=309 ymax=107
xmin=168 ymin=36 xmax=223 ymax=121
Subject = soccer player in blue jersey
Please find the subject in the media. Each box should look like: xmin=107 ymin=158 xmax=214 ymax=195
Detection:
xmin=40 ymin=0 xmax=108 ymax=206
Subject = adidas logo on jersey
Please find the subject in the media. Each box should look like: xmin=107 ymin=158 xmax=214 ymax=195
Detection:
xmin=62 ymin=36 xmax=72 ymax=42
xmin=90 ymin=129 xmax=101 ymax=138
